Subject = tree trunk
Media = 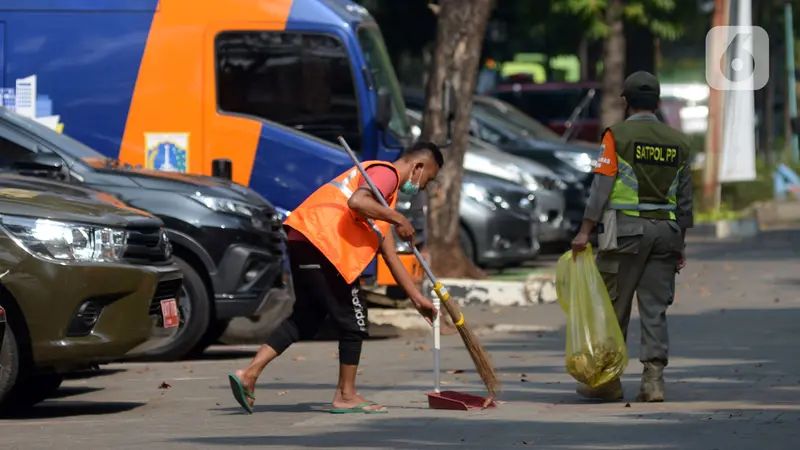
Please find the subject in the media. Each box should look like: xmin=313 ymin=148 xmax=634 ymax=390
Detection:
xmin=600 ymin=0 xmax=626 ymax=130
xmin=578 ymin=37 xmax=589 ymax=81
xmin=422 ymin=0 xmax=496 ymax=279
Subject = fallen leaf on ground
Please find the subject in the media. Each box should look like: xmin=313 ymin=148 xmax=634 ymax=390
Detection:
xmin=159 ymin=382 xmax=171 ymax=389
xmin=277 ymin=391 xmax=289 ymax=396
xmin=440 ymin=381 xmax=450 ymax=385
xmin=414 ymin=345 xmax=430 ymax=351
xmin=292 ymin=356 xmax=307 ymax=361
xmin=446 ymin=369 xmax=464 ymax=374
xmin=399 ymin=353 xmax=407 ymax=359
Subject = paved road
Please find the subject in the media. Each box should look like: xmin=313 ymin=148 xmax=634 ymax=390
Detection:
xmin=2 ymin=230 xmax=800 ymax=449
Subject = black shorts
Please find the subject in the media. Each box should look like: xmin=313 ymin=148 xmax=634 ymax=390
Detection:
xmin=286 ymin=240 xmax=369 ymax=340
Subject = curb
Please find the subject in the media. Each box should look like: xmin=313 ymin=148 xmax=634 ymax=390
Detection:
xmin=368 ymin=309 xmax=559 ymax=334
xmin=692 ymin=218 xmax=760 ymax=239
xmin=422 ymin=273 xmax=557 ymax=307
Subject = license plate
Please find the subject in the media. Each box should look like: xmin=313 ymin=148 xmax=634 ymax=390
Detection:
xmin=160 ymin=299 xmax=179 ymax=328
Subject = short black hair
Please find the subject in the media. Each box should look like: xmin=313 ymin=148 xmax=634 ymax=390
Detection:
xmin=626 ymin=94 xmax=659 ymax=112
xmin=405 ymin=141 xmax=444 ymax=168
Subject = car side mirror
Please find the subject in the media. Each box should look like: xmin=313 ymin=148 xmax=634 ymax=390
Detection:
xmin=13 ymin=153 xmax=64 ymax=174
xmin=212 ymin=158 xmax=233 ymax=180
xmin=376 ymin=88 xmax=392 ymax=131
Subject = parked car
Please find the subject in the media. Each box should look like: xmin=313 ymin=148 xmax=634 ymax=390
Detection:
xmin=462 ymin=98 xmax=597 ymax=236
xmin=460 ymin=170 xmax=539 ymax=266
xmin=0 ymin=107 xmax=291 ymax=360
xmin=0 ymin=174 xmax=183 ymax=410
xmin=490 ymin=81 xmax=603 ymax=142
xmin=406 ymin=108 xmax=569 ymax=244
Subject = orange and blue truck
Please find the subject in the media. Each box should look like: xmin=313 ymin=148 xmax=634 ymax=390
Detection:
xmin=0 ymin=0 xmax=440 ymax=295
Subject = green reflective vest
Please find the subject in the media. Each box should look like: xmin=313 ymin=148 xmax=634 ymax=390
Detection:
xmin=604 ymin=115 xmax=691 ymax=221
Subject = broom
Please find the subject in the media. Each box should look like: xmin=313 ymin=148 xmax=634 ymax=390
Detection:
xmin=337 ymin=136 xmax=501 ymax=400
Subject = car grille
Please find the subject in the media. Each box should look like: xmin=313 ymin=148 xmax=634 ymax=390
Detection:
xmin=257 ymin=208 xmax=285 ymax=250
xmin=149 ymin=278 xmax=182 ymax=316
xmin=123 ymin=225 xmax=172 ymax=265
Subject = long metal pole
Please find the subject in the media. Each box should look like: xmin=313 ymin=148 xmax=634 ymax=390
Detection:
xmin=704 ymin=0 xmax=728 ymax=211
xmin=786 ymin=1 xmax=799 ymax=162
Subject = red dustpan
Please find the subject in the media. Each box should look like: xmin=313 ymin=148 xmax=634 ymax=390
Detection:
xmin=426 ymin=294 xmax=497 ymax=411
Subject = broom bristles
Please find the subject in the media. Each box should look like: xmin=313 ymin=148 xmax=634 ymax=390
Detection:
xmin=442 ymin=300 xmax=502 ymax=397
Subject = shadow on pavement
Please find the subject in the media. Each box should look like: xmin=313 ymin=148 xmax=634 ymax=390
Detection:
xmin=62 ymin=368 xmax=126 ymax=380
xmin=422 ymin=306 xmax=800 ymax=408
xmin=172 ymin=406 xmax=796 ymax=449
xmin=48 ymin=386 xmax=104 ymax=400
xmin=0 ymin=401 xmax=144 ymax=420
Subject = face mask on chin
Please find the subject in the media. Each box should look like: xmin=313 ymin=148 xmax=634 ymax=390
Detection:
xmin=399 ymin=168 xmax=424 ymax=196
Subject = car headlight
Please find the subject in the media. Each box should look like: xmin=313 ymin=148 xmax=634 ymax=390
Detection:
xmin=520 ymin=173 xmax=541 ymax=192
xmin=555 ymin=151 xmax=594 ymax=173
xmin=463 ymin=182 xmax=510 ymax=210
xmin=0 ymin=215 xmax=127 ymax=262
xmin=191 ymin=193 xmax=259 ymax=218
xmin=394 ymin=235 xmax=412 ymax=253
xmin=275 ymin=207 xmax=291 ymax=221
xmin=395 ymin=201 xmax=412 ymax=213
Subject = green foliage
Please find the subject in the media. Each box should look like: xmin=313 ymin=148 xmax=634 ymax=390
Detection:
xmin=694 ymin=203 xmax=741 ymax=224
xmin=551 ymin=0 xmax=683 ymax=41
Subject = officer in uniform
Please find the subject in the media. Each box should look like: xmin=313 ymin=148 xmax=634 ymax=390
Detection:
xmin=570 ymin=71 xmax=694 ymax=403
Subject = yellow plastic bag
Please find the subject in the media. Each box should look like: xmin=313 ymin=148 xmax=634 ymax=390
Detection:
xmin=556 ymin=244 xmax=629 ymax=388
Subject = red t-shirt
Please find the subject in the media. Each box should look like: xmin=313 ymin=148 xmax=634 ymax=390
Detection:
xmin=288 ymin=166 xmax=399 ymax=242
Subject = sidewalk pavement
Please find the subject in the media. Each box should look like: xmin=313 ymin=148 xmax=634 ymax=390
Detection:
xmin=0 ymin=229 xmax=799 ymax=449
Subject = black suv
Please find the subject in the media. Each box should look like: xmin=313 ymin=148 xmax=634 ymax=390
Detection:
xmin=0 ymin=107 xmax=292 ymax=360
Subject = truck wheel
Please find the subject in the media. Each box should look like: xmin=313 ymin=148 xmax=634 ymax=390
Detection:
xmin=143 ymin=256 xmax=211 ymax=360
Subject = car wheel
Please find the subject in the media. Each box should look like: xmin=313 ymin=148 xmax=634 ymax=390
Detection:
xmin=143 ymin=256 xmax=211 ymax=360
xmin=460 ymin=226 xmax=476 ymax=264
xmin=0 ymin=322 xmax=22 ymax=412
xmin=8 ymin=374 xmax=64 ymax=408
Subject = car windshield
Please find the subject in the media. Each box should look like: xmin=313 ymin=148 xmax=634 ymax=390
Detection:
xmin=357 ymin=26 xmax=411 ymax=140
xmin=0 ymin=107 xmax=116 ymax=166
xmin=473 ymin=98 xmax=563 ymax=142
xmin=472 ymin=106 xmax=531 ymax=139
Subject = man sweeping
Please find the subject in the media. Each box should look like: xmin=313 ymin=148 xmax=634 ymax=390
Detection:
xmin=228 ymin=142 xmax=444 ymax=414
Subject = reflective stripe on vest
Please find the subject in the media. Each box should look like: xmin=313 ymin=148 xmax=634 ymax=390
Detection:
xmin=328 ymin=168 xmax=384 ymax=242
xmin=283 ymin=161 xmax=399 ymax=284
xmin=608 ymin=155 xmax=679 ymax=219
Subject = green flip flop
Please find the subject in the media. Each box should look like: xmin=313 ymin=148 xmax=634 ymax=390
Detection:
xmin=228 ymin=373 xmax=255 ymax=414
xmin=330 ymin=401 xmax=388 ymax=414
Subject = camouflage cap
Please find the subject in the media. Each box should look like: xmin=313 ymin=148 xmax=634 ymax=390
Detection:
xmin=621 ymin=71 xmax=660 ymax=98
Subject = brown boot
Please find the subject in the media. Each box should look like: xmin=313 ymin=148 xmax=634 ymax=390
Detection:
xmin=636 ymin=361 xmax=665 ymax=402
xmin=576 ymin=378 xmax=623 ymax=401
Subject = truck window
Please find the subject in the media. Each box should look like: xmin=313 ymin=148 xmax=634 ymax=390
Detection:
xmin=215 ymin=31 xmax=362 ymax=151
xmin=357 ymin=26 xmax=411 ymax=140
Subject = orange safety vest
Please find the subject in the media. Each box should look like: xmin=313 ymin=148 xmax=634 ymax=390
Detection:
xmin=284 ymin=161 xmax=400 ymax=284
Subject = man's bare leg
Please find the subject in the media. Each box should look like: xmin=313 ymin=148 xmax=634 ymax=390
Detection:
xmin=234 ymin=344 xmax=279 ymax=408
xmin=331 ymin=363 xmax=386 ymax=411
